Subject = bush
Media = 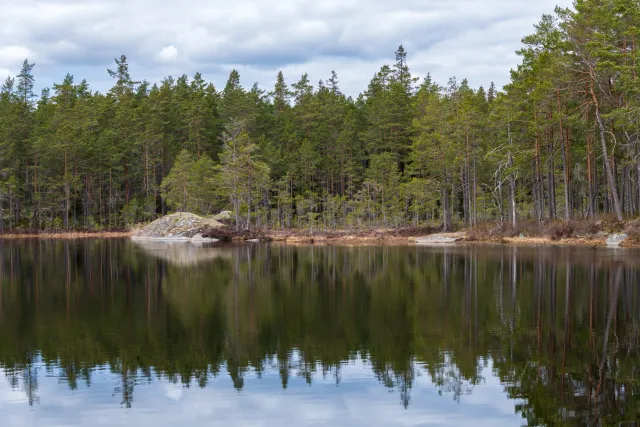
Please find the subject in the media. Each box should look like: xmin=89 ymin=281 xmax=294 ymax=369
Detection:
xmin=548 ymin=221 xmax=574 ymax=241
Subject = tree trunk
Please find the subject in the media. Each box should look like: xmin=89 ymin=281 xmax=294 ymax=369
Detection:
xmin=557 ymin=91 xmax=570 ymax=220
xmin=534 ymin=135 xmax=544 ymax=222
xmin=507 ymin=123 xmax=517 ymax=229
xmin=461 ymin=163 xmax=468 ymax=226
xmin=587 ymin=134 xmax=595 ymax=218
xmin=497 ymin=171 xmax=504 ymax=225
xmin=637 ymin=140 xmax=640 ymax=215
xmin=594 ymin=106 xmax=623 ymax=221
xmin=64 ymin=152 xmax=70 ymax=230
xmin=508 ymin=157 xmax=517 ymax=229
xmin=247 ymin=168 xmax=253 ymax=232
xmin=442 ymin=165 xmax=451 ymax=232
xmin=547 ymin=126 xmax=557 ymax=219
xmin=532 ymin=104 xmax=544 ymax=222
xmin=472 ymin=146 xmax=477 ymax=224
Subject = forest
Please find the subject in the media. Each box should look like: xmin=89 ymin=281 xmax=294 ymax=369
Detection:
xmin=0 ymin=0 xmax=638 ymax=231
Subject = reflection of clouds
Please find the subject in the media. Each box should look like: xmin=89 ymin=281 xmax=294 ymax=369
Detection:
xmin=0 ymin=359 xmax=522 ymax=427
xmin=0 ymin=378 xmax=28 ymax=405
xmin=164 ymin=383 xmax=184 ymax=401
xmin=0 ymin=377 xmax=34 ymax=427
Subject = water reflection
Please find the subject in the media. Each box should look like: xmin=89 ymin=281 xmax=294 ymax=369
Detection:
xmin=0 ymin=240 xmax=639 ymax=425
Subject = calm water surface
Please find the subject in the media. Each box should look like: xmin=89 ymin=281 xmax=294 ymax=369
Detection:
xmin=0 ymin=240 xmax=639 ymax=426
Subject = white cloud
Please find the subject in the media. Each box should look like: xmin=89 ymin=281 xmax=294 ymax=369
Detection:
xmin=0 ymin=69 xmax=12 ymax=80
xmin=0 ymin=46 xmax=33 ymax=70
xmin=0 ymin=0 xmax=574 ymax=95
xmin=156 ymin=45 xmax=178 ymax=63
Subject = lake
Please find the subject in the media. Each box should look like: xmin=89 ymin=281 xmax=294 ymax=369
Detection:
xmin=0 ymin=240 xmax=638 ymax=426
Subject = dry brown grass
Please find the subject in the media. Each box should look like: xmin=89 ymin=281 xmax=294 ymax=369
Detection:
xmin=0 ymin=231 xmax=132 ymax=239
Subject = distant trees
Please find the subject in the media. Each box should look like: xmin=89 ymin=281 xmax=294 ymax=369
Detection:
xmin=0 ymin=0 xmax=639 ymax=230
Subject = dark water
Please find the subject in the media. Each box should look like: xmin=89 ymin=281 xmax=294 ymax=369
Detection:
xmin=0 ymin=240 xmax=639 ymax=427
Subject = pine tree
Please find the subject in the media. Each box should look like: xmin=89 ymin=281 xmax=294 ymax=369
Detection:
xmin=160 ymin=149 xmax=196 ymax=212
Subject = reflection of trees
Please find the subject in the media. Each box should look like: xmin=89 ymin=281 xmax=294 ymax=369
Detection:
xmin=0 ymin=241 xmax=639 ymax=424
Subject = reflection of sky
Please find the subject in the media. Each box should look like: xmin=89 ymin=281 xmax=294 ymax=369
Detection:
xmin=0 ymin=358 xmax=524 ymax=427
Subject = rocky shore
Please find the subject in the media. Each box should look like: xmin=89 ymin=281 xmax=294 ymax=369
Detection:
xmin=2 ymin=214 xmax=639 ymax=248
xmin=131 ymin=212 xmax=224 ymax=242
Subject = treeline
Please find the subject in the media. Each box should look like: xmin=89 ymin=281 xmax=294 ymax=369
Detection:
xmin=0 ymin=0 xmax=638 ymax=231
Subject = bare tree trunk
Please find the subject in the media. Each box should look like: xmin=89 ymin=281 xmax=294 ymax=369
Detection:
xmin=442 ymin=165 xmax=451 ymax=232
xmin=637 ymin=140 xmax=640 ymax=215
xmin=461 ymin=163 xmax=468 ymax=226
xmin=247 ymin=171 xmax=252 ymax=232
xmin=507 ymin=123 xmax=517 ymax=229
xmin=587 ymin=134 xmax=595 ymax=218
xmin=557 ymin=91 xmax=570 ymax=220
xmin=508 ymin=156 xmax=517 ymax=229
xmin=547 ymin=133 xmax=557 ymax=219
xmin=591 ymin=89 xmax=623 ymax=221
xmin=64 ymin=152 xmax=70 ymax=230
xmin=497 ymin=171 xmax=504 ymax=225
xmin=473 ymin=146 xmax=477 ymax=225
xmin=534 ymin=131 xmax=544 ymax=223
xmin=596 ymin=111 xmax=623 ymax=221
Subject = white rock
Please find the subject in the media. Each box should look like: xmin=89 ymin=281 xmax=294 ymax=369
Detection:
xmin=247 ymin=239 xmax=260 ymax=243
xmin=416 ymin=234 xmax=462 ymax=244
xmin=192 ymin=234 xmax=204 ymax=241
xmin=606 ymin=233 xmax=628 ymax=247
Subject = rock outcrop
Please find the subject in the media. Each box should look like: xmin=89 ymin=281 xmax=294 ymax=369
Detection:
xmin=416 ymin=233 xmax=465 ymax=245
xmin=132 ymin=212 xmax=224 ymax=240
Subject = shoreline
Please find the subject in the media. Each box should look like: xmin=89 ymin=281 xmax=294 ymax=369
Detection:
xmin=267 ymin=234 xmax=635 ymax=247
xmin=0 ymin=227 xmax=637 ymax=248
xmin=0 ymin=231 xmax=133 ymax=239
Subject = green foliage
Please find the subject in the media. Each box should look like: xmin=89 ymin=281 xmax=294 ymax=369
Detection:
xmin=216 ymin=127 xmax=270 ymax=230
xmin=160 ymin=149 xmax=217 ymax=215
xmin=161 ymin=149 xmax=196 ymax=212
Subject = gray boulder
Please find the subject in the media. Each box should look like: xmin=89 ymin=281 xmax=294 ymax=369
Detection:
xmin=416 ymin=234 xmax=463 ymax=245
xmin=132 ymin=212 xmax=224 ymax=239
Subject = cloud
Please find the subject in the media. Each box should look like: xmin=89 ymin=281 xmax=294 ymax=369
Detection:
xmin=156 ymin=45 xmax=178 ymax=63
xmin=0 ymin=69 xmax=12 ymax=81
xmin=0 ymin=0 xmax=574 ymax=95
xmin=0 ymin=46 xmax=33 ymax=69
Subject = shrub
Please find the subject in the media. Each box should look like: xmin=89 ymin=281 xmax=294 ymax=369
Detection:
xmin=548 ymin=221 xmax=574 ymax=241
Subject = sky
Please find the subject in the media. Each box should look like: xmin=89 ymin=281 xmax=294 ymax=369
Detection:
xmin=0 ymin=0 xmax=574 ymax=97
